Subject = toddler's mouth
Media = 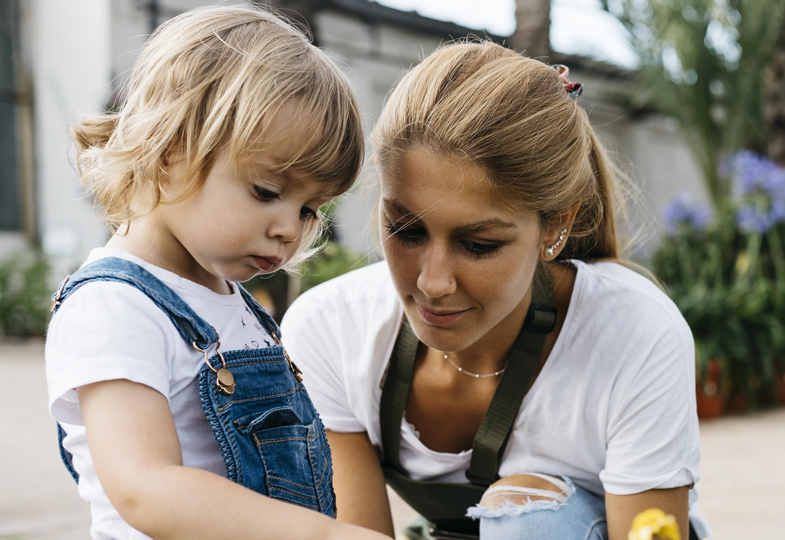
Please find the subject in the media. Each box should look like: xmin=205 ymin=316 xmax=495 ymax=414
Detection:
xmin=252 ymin=256 xmax=281 ymax=272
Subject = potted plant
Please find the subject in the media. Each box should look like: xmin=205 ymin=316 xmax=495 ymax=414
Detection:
xmin=652 ymin=152 xmax=785 ymax=415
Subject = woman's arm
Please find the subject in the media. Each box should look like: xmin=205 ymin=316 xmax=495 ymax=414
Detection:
xmin=326 ymin=430 xmax=395 ymax=537
xmin=78 ymin=379 xmax=390 ymax=540
xmin=606 ymin=486 xmax=689 ymax=540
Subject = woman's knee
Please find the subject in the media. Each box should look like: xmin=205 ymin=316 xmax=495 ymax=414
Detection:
xmin=478 ymin=473 xmax=572 ymax=509
xmin=467 ymin=474 xmax=607 ymax=540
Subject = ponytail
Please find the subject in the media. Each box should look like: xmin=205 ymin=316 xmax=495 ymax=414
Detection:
xmin=558 ymin=125 xmax=622 ymax=261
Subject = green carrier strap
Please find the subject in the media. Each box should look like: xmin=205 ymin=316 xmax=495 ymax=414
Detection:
xmin=379 ymin=265 xmax=556 ymax=534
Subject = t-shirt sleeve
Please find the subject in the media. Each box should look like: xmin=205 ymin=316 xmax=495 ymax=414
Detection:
xmin=281 ymin=291 xmax=365 ymax=433
xmin=600 ymin=323 xmax=701 ymax=495
xmin=46 ymin=281 xmax=177 ymax=425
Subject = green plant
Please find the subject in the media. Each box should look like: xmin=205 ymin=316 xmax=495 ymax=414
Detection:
xmin=652 ymin=152 xmax=785 ymax=410
xmin=298 ymin=240 xmax=367 ymax=292
xmin=603 ymin=0 xmax=785 ymax=205
xmin=0 ymin=250 xmax=52 ymax=337
xmin=243 ymin=240 xmax=368 ymax=321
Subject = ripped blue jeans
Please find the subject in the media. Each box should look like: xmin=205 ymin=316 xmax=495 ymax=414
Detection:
xmin=467 ymin=475 xmax=607 ymax=540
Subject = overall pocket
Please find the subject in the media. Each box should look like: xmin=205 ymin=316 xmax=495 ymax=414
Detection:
xmin=236 ymin=406 xmax=334 ymax=513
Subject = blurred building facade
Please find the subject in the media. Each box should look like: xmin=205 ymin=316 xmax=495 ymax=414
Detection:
xmin=1 ymin=0 xmax=708 ymax=281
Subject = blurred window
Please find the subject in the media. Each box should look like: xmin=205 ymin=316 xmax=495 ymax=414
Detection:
xmin=0 ymin=0 xmax=20 ymax=231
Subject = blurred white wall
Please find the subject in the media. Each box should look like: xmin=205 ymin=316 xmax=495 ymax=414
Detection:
xmin=29 ymin=0 xmax=112 ymax=280
xmin=6 ymin=0 xmax=710 ymax=275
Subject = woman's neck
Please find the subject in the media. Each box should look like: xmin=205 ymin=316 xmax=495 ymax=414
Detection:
xmin=426 ymin=261 xmax=577 ymax=376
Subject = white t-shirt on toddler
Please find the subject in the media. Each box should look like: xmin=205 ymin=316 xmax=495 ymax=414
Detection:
xmin=280 ymin=259 xmax=709 ymax=537
xmin=46 ymin=247 xmax=275 ymax=540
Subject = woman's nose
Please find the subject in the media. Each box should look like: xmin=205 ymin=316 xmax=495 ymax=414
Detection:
xmin=416 ymin=245 xmax=456 ymax=298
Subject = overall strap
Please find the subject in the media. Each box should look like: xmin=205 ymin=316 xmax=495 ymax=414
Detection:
xmin=466 ymin=265 xmax=556 ymax=485
xmin=380 ymin=264 xmax=557 ymax=485
xmin=237 ymin=285 xmax=283 ymax=340
xmin=51 ymin=257 xmax=218 ymax=349
xmin=379 ymin=317 xmax=420 ymax=470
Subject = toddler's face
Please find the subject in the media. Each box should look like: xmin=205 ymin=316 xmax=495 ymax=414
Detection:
xmin=154 ymin=113 xmax=334 ymax=292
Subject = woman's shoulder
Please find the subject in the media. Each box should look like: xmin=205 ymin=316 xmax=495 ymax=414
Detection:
xmin=287 ymin=260 xmax=398 ymax=314
xmin=282 ymin=260 xmax=402 ymax=343
xmin=570 ymin=259 xmax=692 ymax=343
xmin=574 ymin=260 xmax=682 ymax=316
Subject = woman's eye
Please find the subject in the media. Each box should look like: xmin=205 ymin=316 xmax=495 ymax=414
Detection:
xmin=385 ymin=221 xmax=425 ymax=245
xmin=253 ymin=186 xmax=279 ymax=202
xmin=461 ymin=241 xmax=503 ymax=259
xmin=300 ymin=207 xmax=318 ymax=221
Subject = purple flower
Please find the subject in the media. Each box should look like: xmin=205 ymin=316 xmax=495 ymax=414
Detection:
xmin=721 ymin=151 xmax=785 ymax=200
xmin=721 ymin=151 xmax=785 ymax=233
xmin=663 ymin=193 xmax=713 ymax=235
xmin=736 ymin=205 xmax=775 ymax=234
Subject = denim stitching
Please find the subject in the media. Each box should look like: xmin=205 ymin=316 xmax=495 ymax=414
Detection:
xmin=583 ymin=517 xmax=607 ymax=540
xmin=199 ymin=369 xmax=238 ymax=482
xmin=221 ymin=389 xmax=297 ymax=413
xmin=267 ymin=475 xmax=322 ymax=493
xmin=268 ymin=486 xmax=320 ymax=506
xmin=254 ymin=434 xmax=317 ymax=445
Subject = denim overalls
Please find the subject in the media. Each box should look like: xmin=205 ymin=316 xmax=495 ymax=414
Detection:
xmin=51 ymin=257 xmax=336 ymax=517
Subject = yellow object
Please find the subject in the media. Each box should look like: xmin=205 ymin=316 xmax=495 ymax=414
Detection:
xmin=628 ymin=508 xmax=681 ymax=540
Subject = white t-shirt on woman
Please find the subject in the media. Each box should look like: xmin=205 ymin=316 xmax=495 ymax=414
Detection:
xmin=280 ymin=259 xmax=708 ymax=536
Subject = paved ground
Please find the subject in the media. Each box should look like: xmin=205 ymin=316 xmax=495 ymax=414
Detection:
xmin=2 ymin=339 xmax=784 ymax=540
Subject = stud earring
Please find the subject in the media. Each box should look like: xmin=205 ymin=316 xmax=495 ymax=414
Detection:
xmin=545 ymin=229 xmax=568 ymax=258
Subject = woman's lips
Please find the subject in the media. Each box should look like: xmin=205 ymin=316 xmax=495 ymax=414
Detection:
xmin=252 ymin=256 xmax=280 ymax=272
xmin=416 ymin=304 xmax=469 ymax=325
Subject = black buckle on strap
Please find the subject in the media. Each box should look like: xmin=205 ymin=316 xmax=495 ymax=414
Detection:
xmin=526 ymin=305 xmax=557 ymax=334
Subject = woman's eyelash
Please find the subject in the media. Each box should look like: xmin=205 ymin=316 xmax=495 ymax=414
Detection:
xmin=385 ymin=221 xmax=504 ymax=258
xmin=385 ymin=221 xmax=423 ymax=244
xmin=461 ymin=241 xmax=503 ymax=259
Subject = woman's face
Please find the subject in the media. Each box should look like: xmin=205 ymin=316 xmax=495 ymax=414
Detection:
xmin=379 ymin=147 xmax=549 ymax=355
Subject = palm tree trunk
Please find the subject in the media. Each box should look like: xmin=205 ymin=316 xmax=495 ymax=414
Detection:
xmin=511 ymin=0 xmax=551 ymax=60
xmin=764 ymin=15 xmax=785 ymax=165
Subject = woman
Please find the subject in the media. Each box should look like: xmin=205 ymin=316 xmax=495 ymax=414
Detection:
xmin=281 ymin=41 xmax=708 ymax=540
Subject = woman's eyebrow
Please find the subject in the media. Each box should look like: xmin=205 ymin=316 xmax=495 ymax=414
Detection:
xmin=383 ymin=198 xmax=516 ymax=232
xmin=381 ymin=198 xmax=415 ymax=218
xmin=454 ymin=218 xmax=517 ymax=234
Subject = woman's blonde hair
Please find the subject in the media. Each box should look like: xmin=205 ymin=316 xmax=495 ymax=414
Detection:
xmin=371 ymin=40 xmax=624 ymax=261
xmin=72 ymin=4 xmax=364 ymax=267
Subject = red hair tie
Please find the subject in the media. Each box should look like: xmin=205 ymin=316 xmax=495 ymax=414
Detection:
xmin=553 ymin=64 xmax=583 ymax=100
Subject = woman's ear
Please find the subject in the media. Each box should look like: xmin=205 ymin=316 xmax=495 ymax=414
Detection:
xmin=540 ymin=203 xmax=581 ymax=261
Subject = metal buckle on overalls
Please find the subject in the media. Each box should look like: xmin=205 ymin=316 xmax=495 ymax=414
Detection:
xmin=193 ymin=340 xmax=235 ymax=395
xmin=50 ymin=274 xmax=71 ymax=312
xmin=271 ymin=332 xmax=303 ymax=382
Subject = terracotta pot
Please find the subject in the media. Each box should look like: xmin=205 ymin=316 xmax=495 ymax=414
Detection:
xmin=777 ymin=370 xmax=785 ymax=405
xmin=696 ymin=358 xmax=725 ymax=419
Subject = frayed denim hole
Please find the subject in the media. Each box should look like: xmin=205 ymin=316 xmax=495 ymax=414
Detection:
xmin=467 ymin=497 xmax=568 ymax=520
xmin=466 ymin=474 xmax=576 ymax=521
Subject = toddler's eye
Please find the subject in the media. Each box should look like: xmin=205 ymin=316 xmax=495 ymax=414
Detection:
xmin=300 ymin=207 xmax=318 ymax=221
xmin=253 ymin=186 xmax=279 ymax=202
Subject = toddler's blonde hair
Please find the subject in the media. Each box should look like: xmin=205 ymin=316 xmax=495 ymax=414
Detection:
xmin=72 ymin=4 xmax=364 ymax=268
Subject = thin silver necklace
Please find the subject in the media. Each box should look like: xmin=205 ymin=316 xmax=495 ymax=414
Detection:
xmin=442 ymin=353 xmax=505 ymax=378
